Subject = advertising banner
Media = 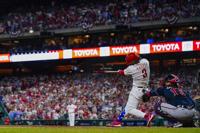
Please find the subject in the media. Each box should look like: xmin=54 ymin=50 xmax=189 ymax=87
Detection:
xmin=110 ymin=45 xmax=140 ymax=56
xmin=72 ymin=48 xmax=100 ymax=58
xmin=150 ymin=42 xmax=182 ymax=54
xmin=193 ymin=40 xmax=200 ymax=51
xmin=0 ymin=54 xmax=10 ymax=63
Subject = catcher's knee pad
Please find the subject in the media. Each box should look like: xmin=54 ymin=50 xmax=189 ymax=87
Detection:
xmin=155 ymin=103 xmax=179 ymax=122
xmin=154 ymin=102 xmax=171 ymax=118
xmin=154 ymin=102 xmax=163 ymax=115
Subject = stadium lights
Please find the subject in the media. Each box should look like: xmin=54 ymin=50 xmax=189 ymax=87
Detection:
xmin=29 ymin=29 xmax=34 ymax=34
xmin=193 ymin=27 xmax=198 ymax=30
xmin=14 ymin=40 xmax=19 ymax=44
xmin=188 ymin=26 xmax=193 ymax=30
xmin=85 ymin=35 xmax=90 ymax=38
xmin=110 ymin=33 xmax=115 ymax=36
xmin=160 ymin=29 xmax=165 ymax=32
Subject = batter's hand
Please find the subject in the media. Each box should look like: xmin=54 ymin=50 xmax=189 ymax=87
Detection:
xmin=118 ymin=70 xmax=124 ymax=75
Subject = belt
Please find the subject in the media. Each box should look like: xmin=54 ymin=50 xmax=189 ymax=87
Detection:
xmin=137 ymin=86 xmax=147 ymax=88
xmin=138 ymin=86 xmax=143 ymax=88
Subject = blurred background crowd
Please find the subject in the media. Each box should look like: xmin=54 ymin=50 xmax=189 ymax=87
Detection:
xmin=0 ymin=0 xmax=199 ymax=55
xmin=0 ymin=0 xmax=199 ymax=35
xmin=0 ymin=65 xmax=199 ymax=121
xmin=0 ymin=0 xmax=199 ymax=123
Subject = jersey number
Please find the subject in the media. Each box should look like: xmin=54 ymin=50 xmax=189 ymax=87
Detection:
xmin=142 ymin=69 xmax=147 ymax=78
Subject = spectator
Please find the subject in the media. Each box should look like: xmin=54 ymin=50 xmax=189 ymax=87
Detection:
xmin=0 ymin=0 xmax=199 ymax=35
xmin=0 ymin=65 xmax=199 ymax=120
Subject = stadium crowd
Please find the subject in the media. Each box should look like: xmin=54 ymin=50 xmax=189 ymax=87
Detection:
xmin=0 ymin=66 xmax=199 ymax=120
xmin=0 ymin=0 xmax=199 ymax=54
xmin=0 ymin=0 xmax=199 ymax=35
xmin=2 ymin=27 xmax=200 ymax=55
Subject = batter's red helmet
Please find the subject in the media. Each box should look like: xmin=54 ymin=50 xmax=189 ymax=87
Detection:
xmin=125 ymin=53 xmax=140 ymax=64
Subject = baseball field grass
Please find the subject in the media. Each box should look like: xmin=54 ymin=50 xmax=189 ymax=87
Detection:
xmin=0 ymin=126 xmax=199 ymax=133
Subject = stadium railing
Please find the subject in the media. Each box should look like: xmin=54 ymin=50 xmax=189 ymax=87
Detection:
xmin=11 ymin=119 xmax=164 ymax=126
xmin=0 ymin=100 xmax=9 ymax=124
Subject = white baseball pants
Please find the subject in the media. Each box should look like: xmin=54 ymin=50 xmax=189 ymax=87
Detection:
xmin=124 ymin=86 xmax=146 ymax=118
xmin=68 ymin=113 xmax=75 ymax=126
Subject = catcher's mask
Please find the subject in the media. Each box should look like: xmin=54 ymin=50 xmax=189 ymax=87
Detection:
xmin=165 ymin=74 xmax=180 ymax=88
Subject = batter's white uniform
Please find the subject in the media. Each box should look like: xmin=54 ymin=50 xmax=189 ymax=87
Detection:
xmin=67 ymin=104 xmax=77 ymax=126
xmin=124 ymin=58 xmax=150 ymax=118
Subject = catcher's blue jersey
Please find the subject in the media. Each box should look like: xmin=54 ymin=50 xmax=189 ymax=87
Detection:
xmin=150 ymin=87 xmax=195 ymax=108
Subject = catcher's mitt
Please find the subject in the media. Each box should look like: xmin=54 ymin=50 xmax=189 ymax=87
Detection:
xmin=142 ymin=93 xmax=150 ymax=102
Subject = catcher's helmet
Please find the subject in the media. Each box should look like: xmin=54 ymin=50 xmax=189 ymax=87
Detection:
xmin=165 ymin=74 xmax=180 ymax=83
xmin=164 ymin=74 xmax=181 ymax=88
xmin=125 ymin=52 xmax=140 ymax=64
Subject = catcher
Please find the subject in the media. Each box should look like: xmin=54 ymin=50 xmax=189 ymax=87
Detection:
xmin=143 ymin=74 xmax=199 ymax=127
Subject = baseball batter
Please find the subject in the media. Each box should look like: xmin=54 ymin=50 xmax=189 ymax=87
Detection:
xmin=67 ymin=102 xmax=77 ymax=126
xmin=113 ymin=53 xmax=154 ymax=126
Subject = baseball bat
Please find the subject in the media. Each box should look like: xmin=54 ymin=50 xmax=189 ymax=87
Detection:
xmin=95 ymin=70 xmax=118 ymax=74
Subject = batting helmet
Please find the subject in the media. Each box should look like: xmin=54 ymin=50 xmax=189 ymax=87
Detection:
xmin=125 ymin=52 xmax=140 ymax=64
